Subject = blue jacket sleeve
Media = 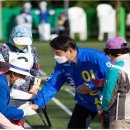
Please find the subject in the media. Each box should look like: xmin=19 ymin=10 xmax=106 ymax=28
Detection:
xmin=0 ymin=87 xmax=24 ymax=120
xmin=97 ymin=53 xmax=110 ymax=79
xmin=34 ymin=64 xmax=66 ymax=108
xmin=89 ymin=53 xmax=110 ymax=89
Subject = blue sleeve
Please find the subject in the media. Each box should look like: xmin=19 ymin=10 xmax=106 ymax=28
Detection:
xmin=97 ymin=53 xmax=110 ymax=79
xmin=34 ymin=64 xmax=66 ymax=108
xmin=89 ymin=82 xmax=99 ymax=90
xmin=91 ymin=53 xmax=110 ymax=90
xmin=89 ymin=52 xmax=110 ymax=89
xmin=0 ymin=87 xmax=24 ymax=120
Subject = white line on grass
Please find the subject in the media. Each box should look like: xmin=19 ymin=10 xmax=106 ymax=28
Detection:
xmin=64 ymin=88 xmax=75 ymax=97
xmin=24 ymin=122 xmax=32 ymax=129
xmin=39 ymin=69 xmax=48 ymax=76
xmin=52 ymin=97 xmax=72 ymax=116
xmin=39 ymin=70 xmax=72 ymax=116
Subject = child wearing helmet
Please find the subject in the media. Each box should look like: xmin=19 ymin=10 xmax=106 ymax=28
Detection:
xmin=0 ymin=59 xmax=37 ymax=128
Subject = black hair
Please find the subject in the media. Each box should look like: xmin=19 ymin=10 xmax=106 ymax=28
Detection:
xmin=49 ymin=35 xmax=77 ymax=52
xmin=99 ymin=0 xmax=109 ymax=4
xmin=6 ymin=70 xmax=25 ymax=78
xmin=104 ymin=48 xmax=130 ymax=57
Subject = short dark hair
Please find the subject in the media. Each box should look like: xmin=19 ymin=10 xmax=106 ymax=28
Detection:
xmin=6 ymin=70 xmax=25 ymax=78
xmin=49 ymin=35 xmax=77 ymax=52
xmin=104 ymin=48 xmax=130 ymax=57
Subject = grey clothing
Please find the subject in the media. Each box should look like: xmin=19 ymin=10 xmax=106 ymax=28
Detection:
xmin=0 ymin=43 xmax=40 ymax=92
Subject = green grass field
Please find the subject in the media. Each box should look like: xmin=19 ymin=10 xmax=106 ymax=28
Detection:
xmin=25 ymin=40 xmax=107 ymax=129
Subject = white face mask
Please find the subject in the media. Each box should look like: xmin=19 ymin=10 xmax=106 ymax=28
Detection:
xmin=54 ymin=55 xmax=68 ymax=64
xmin=13 ymin=78 xmax=26 ymax=87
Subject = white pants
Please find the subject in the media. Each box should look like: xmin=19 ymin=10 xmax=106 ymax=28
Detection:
xmin=38 ymin=23 xmax=51 ymax=41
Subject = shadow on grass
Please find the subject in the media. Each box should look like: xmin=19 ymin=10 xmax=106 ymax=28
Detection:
xmin=26 ymin=119 xmax=52 ymax=129
xmin=90 ymin=115 xmax=102 ymax=129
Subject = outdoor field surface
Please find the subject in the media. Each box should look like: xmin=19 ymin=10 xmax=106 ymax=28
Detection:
xmin=24 ymin=40 xmax=105 ymax=129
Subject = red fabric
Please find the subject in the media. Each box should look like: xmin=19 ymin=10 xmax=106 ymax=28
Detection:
xmin=97 ymin=113 xmax=104 ymax=122
xmin=37 ymin=63 xmax=40 ymax=70
xmin=10 ymin=120 xmax=24 ymax=127
xmin=92 ymin=79 xmax=105 ymax=87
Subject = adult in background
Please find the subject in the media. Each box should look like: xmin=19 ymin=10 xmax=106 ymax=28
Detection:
xmin=0 ymin=25 xmax=41 ymax=118
xmin=23 ymin=2 xmax=32 ymax=29
xmin=16 ymin=2 xmax=32 ymax=30
xmin=57 ymin=13 xmax=70 ymax=36
xmin=0 ymin=25 xmax=40 ymax=94
xmin=16 ymin=10 xmax=26 ymax=26
xmin=98 ymin=37 xmax=130 ymax=128
xmin=36 ymin=1 xmax=54 ymax=41
xmin=32 ymin=35 xmax=110 ymax=128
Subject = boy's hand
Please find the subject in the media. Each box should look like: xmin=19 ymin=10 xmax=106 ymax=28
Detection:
xmin=32 ymin=104 xmax=39 ymax=110
xmin=77 ymin=84 xmax=92 ymax=94
xmin=29 ymin=77 xmax=41 ymax=94
xmin=92 ymin=79 xmax=105 ymax=87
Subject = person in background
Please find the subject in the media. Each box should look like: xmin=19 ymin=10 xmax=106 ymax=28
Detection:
xmin=98 ymin=37 xmax=130 ymax=128
xmin=16 ymin=10 xmax=26 ymax=26
xmin=0 ymin=59 xmax=36 ymax=128
xmin=16 ymin=2 xmax=32 ymax=30
xmin=57 ymin=13 xmax=70 ymax=36
xmin=32 ymin=35 xmax=110 ymax=128
xmin=23 ymin=2 xmax=32 ymax=29
xmin=0 ymin=25 xmax=40 ymax=94
xmin=36 ymin=1 xmax=54 ymax=41
xmin=0 ymin=25 xmax=41 ymax=126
